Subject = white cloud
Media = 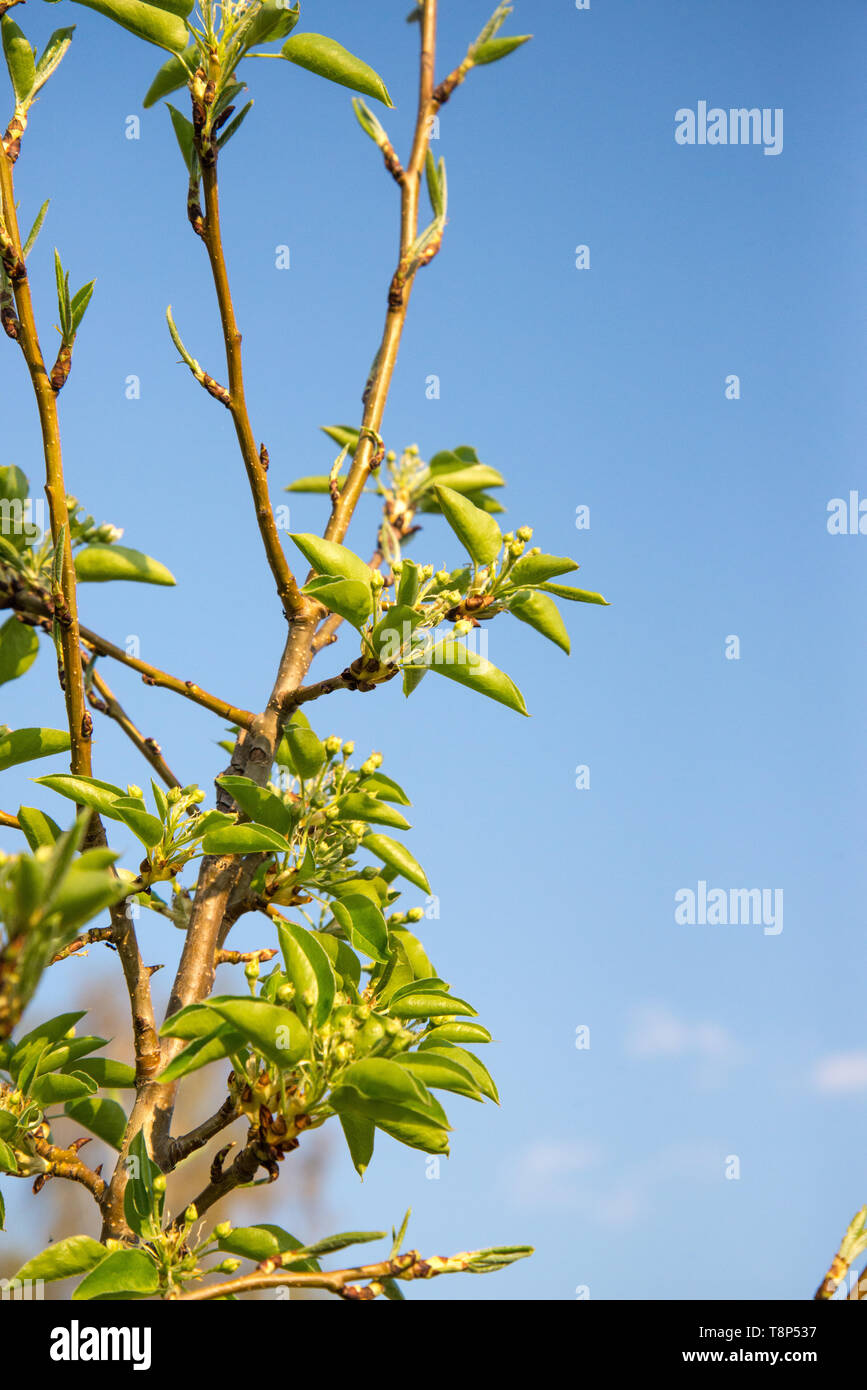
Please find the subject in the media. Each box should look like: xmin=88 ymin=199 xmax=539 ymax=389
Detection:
xmin=811 ymin=1053 xmax=867 ymax=1094
xmin=625 ymin=1005 xmax=743 ymax=1067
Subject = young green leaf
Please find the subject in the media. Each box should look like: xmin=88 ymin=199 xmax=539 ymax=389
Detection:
xmin=394 ymin=1051 xmax=482 ymax=1101
xmin=0 ymin=727 xmax=72 ymax=773
xmin=473 ymin=35 xmax=532 ymax=65
xmin=74 ymin=544 xmax=176 ymax=585
xmin=142 ymin=40 xmax=197 ymax=107
xmin=34 ymin=772 xmax=124 ymax=818
xmin=417 ymin=1041 xmax=499 ymax=1103
xmin=67 ymin=0 xmax=189 ymax=54
xmin=361 ymin=833 xmax=430 ymax=893
xmin=388 ymin=991 xmax=477 ymax=1020
xmin=72 ymin=1248 xmax=160 ymax=1300
xmin=421 ymin=1021 xmax=493 ymax=1045
xmin=33 ymin=27 xmax=76 ymax=96
xmin=2 ymin=17 xmax=36 ymax=107
xmin=339 ymin=1111 xmax=375 ymax=1178
xmin=280 ymin=33 xmax=393 ymax=107
xmin=67 ymin=1056 xmax=136 ymax=1088
xmin=156 ymin=1027 xmax=242 ymax=1082
xmin=330 ymin=894 xmax=389 ymax=964
xmin=302 ymin=576 xmax=372 ymax=629
xmin=320 ymin=423 xmax=359 ymax=453
xmin=538 ymin=581 xmax=609 ymax=605
xmin=209 ymin=997 xmax=310 ymax=1067
xmin=200 ymin=822 xmax=288 ymax=854
xmin=30 ymin=1070 xmax=98 ymax=1105
xmin=243 ymin=0 xmax=300 ymax=50
xmin=14 ymin=1235 xmax=108 ymax=1285
xmin=64 ymin=1096 xmax=127 ymax=1148
xmin=216 ymin=1224 xmax=317 ymax=1269
xmin=16 ymin=805 xmax=62 ymax=851
xmin=283 ymin=725 xmax=326 ymax=779
xmin=290 ymin=532 xmax=374 ymax=586
xmin=113 ymin=799 xmax=164 ymax=849
xmin=277 ymin=919 xmax=336 ymax=1029
xmin=508 ymin=589 xmax=570 ymax=654
xmin=507 ymin=553 xmax=578 ymax=586
xmin=433 ymin=484 xmax=502 ymax=565
xmin=215 ymin=776 xmax=292 ymax=834
xmin=0 ymin=618 xmax=39 ymax=686
xmin=333 ymin=792 xmax=410 ymax=831
xmin=427 ymin=641 xmax=528 ymax=716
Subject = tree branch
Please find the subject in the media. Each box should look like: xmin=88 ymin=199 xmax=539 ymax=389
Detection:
xmin=0 ymin=810 xmax=20 ymax=831
xmin=30 ymin=1135 xmax=107 ymax=1205
xmin=86 ymin=665 xmax=184 ymax=792
xmin=0 ymin=143 xmax=92 ymax=774
xmin=165 ymin=1096 xmax=240 ymax=1172
xmin=174 ymin=1248 xmax=503 ymax=1301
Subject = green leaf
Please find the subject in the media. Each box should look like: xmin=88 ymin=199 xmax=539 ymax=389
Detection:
xmin=283 ymin=726 xmax=326 ymax=780
xmin=14 ymin=1235 xmax=108 ymax=1284
xmin=65 ymin=1096 xmax=127 ymax=1148
xmin=0 ymin=618 xmax=39 ymax=686
xmin=333 ymin=793 xmax=410 ymax=831
xmin=433 ymin=484 xmax=502 ymax=565
xmin=113 ymin=800 xmax=164 ymax=848
xmin=166 ymin=101 xmax=194 ymax=171
xmin=302 ymin=576 xmax=372 ymax=630
xmin=201 ymin=822 xmax=288 ymax=854
xmin=156 ymin=1027 xmax=241 ymax=1082
xmin=280 ymin=33 xmax=392 ymax=107
xmin=389 ymin=927 xmax=435 ymax=981
xmin=508 ymin=588 xmax=570 ymax=654
xmin=123 ymin=1129 xmax=163 ymax=1241
xmin=68 ymin=0 xmax=189 ymax=53
xmin=2 ymin=16 xmax=36 ymax=106
xmin=277 ymin=921 xmax=336 ymax=1029
xmin=394 ymin=1051 xmax=482 ymax=1101
xmin=142 ymin=40 xmax=197 ymax=106
xmin=209 ymin=998 xmax=310 ymax=1067
xmin=422 ymin=1021 xmax=493 ymax=1045
xmin=402 ymin=664 xmax=427 ymax=698
xmin=217 ymin=98 xmax=253 ymax=150
xmin=473 ymin=34 xmax=532 ymax=65
xmin=33 ymin=772 xmax=124 ymax=817
xmin=70 ymin=280 xmax=95 ymax=334
xmin=427 ymin=641 xmax=528 ymax=716
xmin=217 ymin=1224 xmax=318 ymax=1270
xmin=507 ymin=553 xmax=578 ymax=586
xmin=0 ymin=1137 xmax=18 ymax=1173
xmin=0 ymin=727 xmax=72 ymax=775
xmin=539 ymin=582 xmax=609 ymax=606
xmin=362 ymin=833 xmax=430 ymax=893
xmin=330 ymin=894 xmax=389 ymax=963
xmin=370 ymin=605 xmax=423 ymax=663
xmin=320 ymin=424 xmax=359 ymax=453
xmin=215 ymin=777 xmax=292 ymax=835
xmin=16 ymin=805 xmax=62 ymax=850
xmin=293 ymin=1230 xmax=385 ymax=1258
xmin=339 ymin=1111 xmax=374 ymax=1178
xmin=360 ymin=771 xmax=411 ymax=806
xmin=68 ymin=1056 xmax=136 ymax=1088
xmin=72 ymin=1248 xmax=160 ymax=1300
xmin=330 ymin=1089 xmax=450 ymax=1155
xmin=417 ymin=1041 xmax=499 ymax=1102
xmin=333 ymin=1057 xmax=435 ymax=1113
xmin=284 ymin=474 xmax=337 ymax=494
xmin=38 ymin=1034 xmax=107 ymax=1073
xmin=315 ymin=933 xmax=362 ymax=990
xmin=243 ymin=0 xmax=299 ymax=49
xmin=30 ymin=1070 xmax=97 ymax=1105
xmin=12 ymin=1010 xmax=85 ymax=1058
xmin=33 ymin=27 xmax=76 ymax=96
xmin=290 ymin=532 xmax=374 ymax=586
xmin=388 ymin=991 xmax=477 ymax=1020
xmin=74 ymin=544 xmax=175 ymax=585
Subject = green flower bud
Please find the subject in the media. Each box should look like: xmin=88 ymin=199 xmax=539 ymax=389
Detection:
xmin=215 ymin=1257 xmax=242 ymax=1274
xmin=355 ymin=1003 xmax=371 ymax=1021
xmin=184 ymin=1203 xmax=198 ymax=1225
xmin=350 ymin=821 xmax=367 ymax=839
xmin=277 ymin=983 xmax=296 ymax=1005
xmin=325 ymin=805 xmax=340 ymax=820
xmin=435 ymin=569 xmax=450 ymax=584
xmin=153 ymin=1173 xmax=167 ymax=1194
xmin=454 ymin=619 xmax=473 ymax=635
xmin=342 ymin=741 xmax=355 ymax=757
xmin=167 ymin=787 xmax=181 ymax=804
xmin=386 ymin=449 xmax=397 ymax=463
xmin=406 ymin=906 xmax=424 ymax=923
xmin=516 ymin=525 xmax=533 ymax=542
xmin=335 ymin=1042 xmax=354 ymax=1064
xmin=387 ymin=912 xmax=407 ymax=927
xmin=127 ymin=784 xmax=144 ymax=800
xmin=244 ymin=959 xmax=260 ymax=980
xmin=325 ymin=735 xmax=342 ymax=756
xmin=213 ymin=1221 xmax=232 ymax=1238
xmin=384 ymin=1017 xmax=402 ymax=1036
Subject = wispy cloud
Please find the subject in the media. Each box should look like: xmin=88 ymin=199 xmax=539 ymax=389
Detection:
xmin=811 ymin=1052 xmax=867 ymax=1094
xmin=625 ymin=1005 xmax=742 ymax=1063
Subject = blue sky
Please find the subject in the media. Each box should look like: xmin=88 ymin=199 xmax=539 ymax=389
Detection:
xmin=2 ymin=0 xmax=866 ymax=1300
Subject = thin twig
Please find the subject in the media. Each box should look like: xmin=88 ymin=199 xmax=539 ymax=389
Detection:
xmin=175 ymin=1248 xmax=497 ymax=1301
xmin=0 ymin=144 xmax=92 ymax=773
xmin=29 ymin=1135 xmax=107 ymax=1205
xmin=87 ymin=666 xmax=183 ymax=791
xmin=0 ymin=810 xmax=21 ymax=831
xmin=165 ymin=1097 xmax=240 ymax=1171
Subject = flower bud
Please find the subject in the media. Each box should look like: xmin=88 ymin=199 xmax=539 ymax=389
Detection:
xmin=127 ymin=784 xmax=144 ymax=800
xmin=184 ymin=1203 xmax=198 ymax=1225
xmin=406 ymin=906 xmax=424 ymax=923
xmin=325 ymin=805 xmax=340 ymax=820
xmin=244 ymin=958 xmax=260 ymax=981
xmin=277 ymin=983 xmax=296 ymax=1005
xmin=516 ymin=525 xmax=533 ymax=542
xmin=453 ymin=619 xmax=473 ymax=635
xmin=167 ymin=787 xmax=181 ymax=804
xmin=435 ymin=569 xmax=450 ymax=585
xmin=371 ymin=571 xmax=384 ymax=591
xmin=341 ymin=741 xmax=355 ymax=757
xmin=153 ymin=1173 xmax=167 ymax=1194
xmin=215 ymin=1258 xmax=242 ymax=1274
xmin=325 ymin=735 xmax=342 ymax=756
xmin=213 ymin=1221 xmax=232 ymax=1238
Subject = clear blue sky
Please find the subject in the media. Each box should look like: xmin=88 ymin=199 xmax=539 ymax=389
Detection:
xmin=2 ymin=0 xmax=865 ymax=1300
